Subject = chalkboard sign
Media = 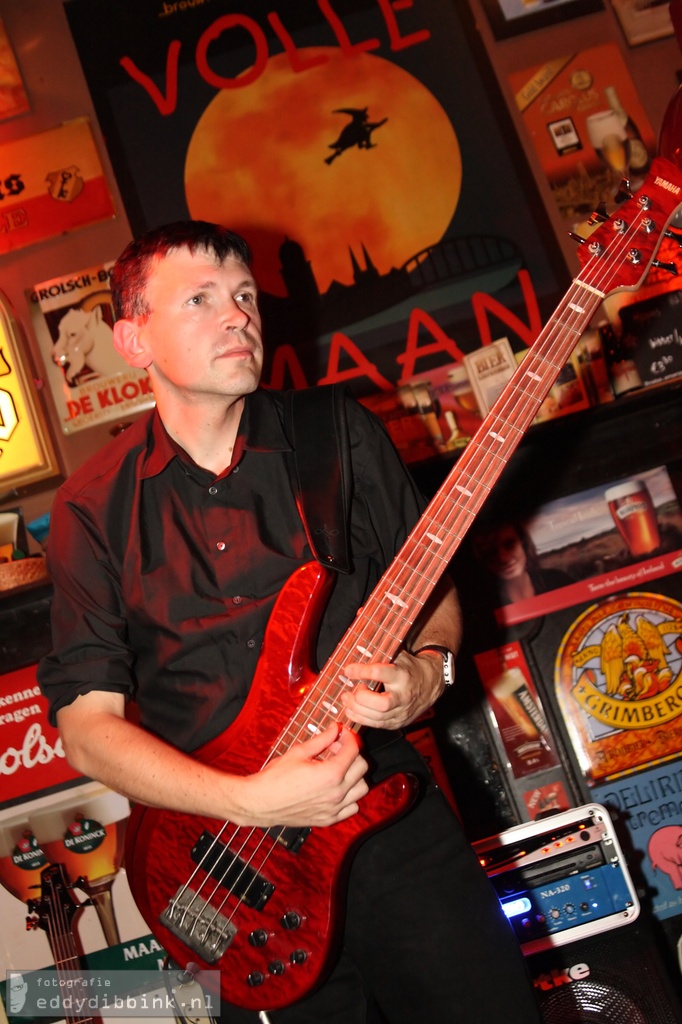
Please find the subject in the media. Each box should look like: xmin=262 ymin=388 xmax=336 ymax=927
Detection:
xmin=620 ymin=290 xmax=682 ymax=387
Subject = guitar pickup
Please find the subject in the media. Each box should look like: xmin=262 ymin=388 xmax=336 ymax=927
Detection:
xmin=268 ymin=825 xmax=311 ymax=852
xmin=191 ymin=831 xmax=275 ymax=910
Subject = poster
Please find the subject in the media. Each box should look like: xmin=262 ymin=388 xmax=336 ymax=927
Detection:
xmin=0 ymin=119 xmax=115 ymax=255
xmin=470 ymin=464 xmax=682 ymax=627
xmin=0 ymin=18 xmax=29 ymax=122
xmin=475 ymin=641 xmax=561 ymax=780
xmin=510 ymin=44 xmax=657 ymax=226
xmin=63 ymin=0 xmax=568 ymax=425
xmin=593 ymin=760 xmax=682 ymax=922
xmin=29 ymin=264 xmax=156 ymax=435
xmin=0 ymin=664 xmax=81 ymax=809
xmin=555 ymin=590 xmax=682 ymax=783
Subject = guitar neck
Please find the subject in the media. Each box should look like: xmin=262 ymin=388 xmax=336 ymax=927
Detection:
xmin=270 ymin=157 xmax=682 ymax=754
xmin=333 ymin=280 xmax=604 ymax=660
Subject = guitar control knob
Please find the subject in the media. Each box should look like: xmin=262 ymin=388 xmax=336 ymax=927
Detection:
xmin=268 ymin=960 xmax=286 ymax=976
xmin=246 ymin=971 xmax=265 ymax=988
xmin=248 ymin=929 xmax=269 ymax=947
xmin=281 ymin=911 xmax=301 ymax=930
xmin=290 ymin=949 xmax=308 ymax=965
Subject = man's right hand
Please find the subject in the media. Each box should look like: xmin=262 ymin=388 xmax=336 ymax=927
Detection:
xmin=236 ymin=724 xmax=369 ymax=828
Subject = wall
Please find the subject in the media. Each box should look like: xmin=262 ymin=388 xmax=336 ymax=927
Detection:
xmin=0 ymin=0 xmax=679 ymax=537
xmin=468 ymin=0 xmax=681 ymax=275
xmin=0 ymin=0 xmax=133 ymax=538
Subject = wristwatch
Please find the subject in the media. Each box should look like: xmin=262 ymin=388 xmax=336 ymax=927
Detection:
xmin=414 ymin=645 xmax=455 ymax=686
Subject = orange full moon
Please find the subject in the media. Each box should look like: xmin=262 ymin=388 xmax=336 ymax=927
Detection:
xmin=184 ymin=47 xmax=462 ymax=296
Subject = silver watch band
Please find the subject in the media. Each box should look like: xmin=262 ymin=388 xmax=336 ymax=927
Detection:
xmin=414 ymin=645 xmax=455 ymax=686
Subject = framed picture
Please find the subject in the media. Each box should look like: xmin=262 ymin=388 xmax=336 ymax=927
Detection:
xmin=0 ymin=291 xmax=62 ymax=496
xmin=482 ymin=0 xmax=604 ymax=39
xmin=610 ymin=0 xmax=674 ymax=45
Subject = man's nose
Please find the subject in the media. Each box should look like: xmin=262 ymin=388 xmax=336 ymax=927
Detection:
xmin=221 ymin=299 xmax=250 ymax=332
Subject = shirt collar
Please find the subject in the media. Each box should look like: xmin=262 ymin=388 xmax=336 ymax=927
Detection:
xmin=141 ymin=388 xmax=291 ymax=479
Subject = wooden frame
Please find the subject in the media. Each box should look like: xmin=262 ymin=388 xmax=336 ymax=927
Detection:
xmin=481 ymin=0 xmax=603 ymax=39
xmin=0 ymin=291 xmax=62 ymax=497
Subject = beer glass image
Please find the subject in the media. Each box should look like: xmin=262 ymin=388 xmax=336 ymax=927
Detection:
xmin=0 ymin=816 xmax=50 ymax=905
xmin=605 ymin=478 xmax=661 ymax=558
xmin=490 ymin=666 xmax=549 ymax=741
xmin=29 ymin=783 xmax=130 ymax=947
xmin=586 ymin=109 xmax=629 ymax=185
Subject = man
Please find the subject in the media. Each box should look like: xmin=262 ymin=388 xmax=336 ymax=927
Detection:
xmin=39 ymin=221 xmax=542 ymax=1023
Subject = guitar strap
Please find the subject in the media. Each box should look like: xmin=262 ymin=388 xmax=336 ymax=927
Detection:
xmin=283 ymin=384 xmax=352 ymax=575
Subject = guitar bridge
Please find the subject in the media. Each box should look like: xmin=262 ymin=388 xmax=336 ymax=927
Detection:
xmin=160 ymin=888 xmax=236 ymax=963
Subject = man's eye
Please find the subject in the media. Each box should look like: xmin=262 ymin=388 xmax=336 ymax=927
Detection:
xmin=188 ymin=294 xmax=204 ymax=305
xmin=236 ymin=291 xmax=255 ymax=304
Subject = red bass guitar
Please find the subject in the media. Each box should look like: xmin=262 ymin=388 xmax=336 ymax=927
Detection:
xmin=125 ymin=158 xmax=682 ymax=1012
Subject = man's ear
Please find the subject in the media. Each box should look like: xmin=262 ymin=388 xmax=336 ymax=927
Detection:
xmin=113 ymin=318 xmax=152 ymax=369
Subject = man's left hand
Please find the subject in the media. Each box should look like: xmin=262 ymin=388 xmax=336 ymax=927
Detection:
xmin=339 ymin=651 xmax=446 ymax=730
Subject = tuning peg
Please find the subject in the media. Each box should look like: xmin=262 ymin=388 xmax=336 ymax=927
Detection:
xmin=568 ymin=231 xmax=587 ymax=244
xmin=652 ymin=259 xmax=679 ymax=275
xmin=665 ymin=227 xmax=682 ymax=246
xmin=588 ymin=202 xmax=609 ymax=224
xmin=615 ymin=179 xmax=633 ymax=203
xmin=26 ymin=915 xmax=40 ymax=931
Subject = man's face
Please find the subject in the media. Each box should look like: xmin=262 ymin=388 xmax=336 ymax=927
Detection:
xmin=9 ymin=973 xmax=28 ymax=1012
xmin=130 ymin=246 xmax=263 ymax=403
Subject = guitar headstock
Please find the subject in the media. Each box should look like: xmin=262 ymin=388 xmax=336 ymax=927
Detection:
xmin=26 ymin=863 xmax=84 ymax=933
xmin=575 ymin=157 xmax=682 ymax=295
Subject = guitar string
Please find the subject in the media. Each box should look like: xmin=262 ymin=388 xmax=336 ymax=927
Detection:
xmin=173 ymin=188 xmax=663 ymax=951
xmin=43 ymin=873 xmax=93 ymax=1024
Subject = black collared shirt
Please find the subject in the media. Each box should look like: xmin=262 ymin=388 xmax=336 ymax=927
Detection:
xmin=39 ymin=388 xmax=426 ymax=753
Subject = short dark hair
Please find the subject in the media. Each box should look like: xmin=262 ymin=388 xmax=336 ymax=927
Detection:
xmin=110 ymin=220 xmax=252 ymax=321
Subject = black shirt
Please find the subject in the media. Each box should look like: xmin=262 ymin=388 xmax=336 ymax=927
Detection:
xmin=39 ymin=388 xmax=426 ymax=753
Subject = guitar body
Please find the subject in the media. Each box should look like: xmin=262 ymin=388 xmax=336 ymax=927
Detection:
xmin=125 ymin=561 xmax=418 ymax=1012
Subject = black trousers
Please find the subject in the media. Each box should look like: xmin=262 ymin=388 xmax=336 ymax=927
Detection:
xmin=220 ymin=775 xmax=543 ymax=1024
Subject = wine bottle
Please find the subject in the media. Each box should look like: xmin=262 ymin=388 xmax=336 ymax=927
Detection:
xmin=659 ymin=0 xmax=682 ymax=169
xmin=605 ymin=85 xmax=651 ymax=177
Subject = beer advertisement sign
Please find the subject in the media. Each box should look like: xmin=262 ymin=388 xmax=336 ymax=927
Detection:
xmin=29 ymin=262 xmax=156 ymax=435
xmin=0 ymin=118 xmax=115 ymax=255
xmin=555 ymin=591 xmax=682 ymax=783
xmin=0 ymin=664 xmax=82 ymax=807
xmin=0 ymin=780 xmax=172 ymax=1022
xmin=593 ymin=761 xmax=682 ymax=922
xmin=475 ymin=641 xmax=561 ymax=780
xmin=470 ymin=464 xmax=682 ymax=628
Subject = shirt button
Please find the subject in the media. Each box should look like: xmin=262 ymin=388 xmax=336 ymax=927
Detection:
xmin=208 ymin=485 xmax=218 ymax=495
xmin=232 ymin=595 xmax=242 ymax=605
xmin=216 ymin=541 xmax=226 ymax=551
xmin=247 ymin=638 xmax=256 ymax=648
xmin=233 ymin=465 xmax=240 ymax=473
